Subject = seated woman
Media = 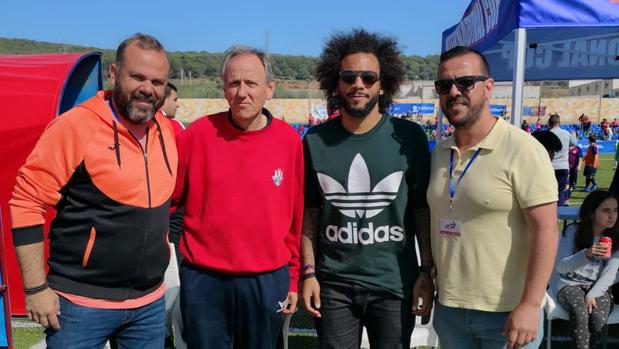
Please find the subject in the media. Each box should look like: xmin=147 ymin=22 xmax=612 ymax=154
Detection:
xmin=553 ymin=190 xmax=619 ymax=349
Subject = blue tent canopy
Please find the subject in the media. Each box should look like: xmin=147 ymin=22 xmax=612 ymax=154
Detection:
xmin=441 ymin=0 xmax=619 ymax=126
xmin=442 ymin=0 xmax=619 ymax=81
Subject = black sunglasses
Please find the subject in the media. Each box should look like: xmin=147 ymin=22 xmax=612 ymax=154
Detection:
xmin=434 ymin=75 xmax=489 ymax=95
xmin=339 ymin=70 xmax=381 ymax=86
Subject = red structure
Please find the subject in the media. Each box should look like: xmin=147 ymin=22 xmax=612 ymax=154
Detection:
xmin=0 ymin=52 xmax=102 ymax=315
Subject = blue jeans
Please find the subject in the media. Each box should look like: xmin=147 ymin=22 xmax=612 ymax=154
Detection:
xmin=46 ymin=296 xmax=165 ymax=349
xmin=433 ymin=302 xmax=544 ymax=349
xmin=315 ymin=280 xmax=414 ymax=349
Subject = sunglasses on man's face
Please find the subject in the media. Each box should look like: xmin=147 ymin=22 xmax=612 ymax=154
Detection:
xmin=339 ymin=70 xmax=381 ymax=86
xmin=434 ymin=75 xmax=489 ymax=95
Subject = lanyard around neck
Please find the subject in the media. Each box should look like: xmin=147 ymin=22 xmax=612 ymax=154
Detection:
xmin=449 ymin=148 xmax=482 ymax=211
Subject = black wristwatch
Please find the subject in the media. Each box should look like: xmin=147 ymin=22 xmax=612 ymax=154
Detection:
xmin=419 ymin=265 xmax=436 ymax=278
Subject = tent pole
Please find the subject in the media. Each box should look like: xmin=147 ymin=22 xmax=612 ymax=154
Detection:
xmin=511 ymin=28 xmax=526 ymax=127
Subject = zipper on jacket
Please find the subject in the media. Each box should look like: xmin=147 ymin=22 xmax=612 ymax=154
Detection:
xmin=128 ymin=130 xmax=152 ymax=208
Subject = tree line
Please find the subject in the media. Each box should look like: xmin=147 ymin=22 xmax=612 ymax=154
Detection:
xmin=0 ymin=37 xmax=440 ymax=81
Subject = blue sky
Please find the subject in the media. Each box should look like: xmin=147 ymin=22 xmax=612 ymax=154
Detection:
xmin=1 ymin=0 xmax=472 ymax=56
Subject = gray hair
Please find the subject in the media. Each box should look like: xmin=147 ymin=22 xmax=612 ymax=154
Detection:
xmin=221 ymin=46 xmax=273 ymax=82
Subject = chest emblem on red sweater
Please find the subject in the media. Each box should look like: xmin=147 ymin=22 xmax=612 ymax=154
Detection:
xmin=272 ymin=168 xmax=283 ymax=186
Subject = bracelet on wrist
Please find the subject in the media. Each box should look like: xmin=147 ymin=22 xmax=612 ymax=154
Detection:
xmin=23 ymin=281 xmax=49 ymax=295
xmin=302 ymin=263 xmax=315 ymax=272
xmin=301 ymin=272 xmax=316 ymax=280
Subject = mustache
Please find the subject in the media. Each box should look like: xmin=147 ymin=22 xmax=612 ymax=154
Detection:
xmin=447 ymin=96 xmax=469 ymax=107
xmin=131 ymin=91 xmax=156 ymax=104
xmin=346 ymin=92 xmax=370 ymax=97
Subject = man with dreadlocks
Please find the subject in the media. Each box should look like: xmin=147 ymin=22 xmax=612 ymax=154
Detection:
xmin=300 ymin=29 xmax=433 ymax=348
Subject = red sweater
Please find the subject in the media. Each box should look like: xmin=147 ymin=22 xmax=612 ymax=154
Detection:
xmin=173 ymin=111 xmax=304 ymax=292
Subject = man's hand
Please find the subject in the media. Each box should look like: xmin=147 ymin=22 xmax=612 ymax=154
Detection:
xmin=586 ymin=298 xmax=597 ymax=314
xmin=283 ymin=292 xmax=298 ymax=314
xmin=301 ymin=277 xmax=321 ymax=317
xmin=412 ymin=273 xmax=434 ymax=316
xmin=26 ymin=288 xmax=60 ymax=330
xmin=503 ymin=302 xmax=539 ymax=349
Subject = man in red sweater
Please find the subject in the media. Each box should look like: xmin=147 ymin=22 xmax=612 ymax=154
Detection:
xmin=172 ymin=46 xmax=303 ymax=349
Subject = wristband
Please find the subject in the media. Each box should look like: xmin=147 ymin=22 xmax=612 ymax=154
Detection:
xmin=301 ymin=272 xmax=316 ymax=280
xmin=24 ymin=282 xmax=49 ymax=295
xmin=302 ymin=263 xmax=315 ymax=271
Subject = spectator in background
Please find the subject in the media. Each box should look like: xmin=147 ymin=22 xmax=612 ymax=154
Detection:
xmin=552 ymin=190 xmax=619 ymax=349
xmin=601 ymin=118 xmax=610 ymax=140
xmin=568 ymin=142 xmax=583 ymax=203
xmin=161 ymin=85 xmax=186 ymax=349
xmin=611 ymin=118 xmax=619 ymax=134
xmin=615 ymin=140 xmax=619 ymax=170
xmin=535 ymin=116 xmax=542 ymax=131
xmin=521 ymin=119 xmax=532 ymax=133
xmin=161 ymin=82 xmax=185 ymax=137
xmin=549 ymin=114 xmax=577 ymax=206
xmin=580 ymin=114 xmax=592 ymax=134
xmin=584 ymin=134 xmax=600 ymax=192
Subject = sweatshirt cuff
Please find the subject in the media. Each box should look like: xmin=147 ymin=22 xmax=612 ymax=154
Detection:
xmin=289 ymin=277 xmax=299 ymax=293
xmin=12 ymin=225 xmax=44 ymax=246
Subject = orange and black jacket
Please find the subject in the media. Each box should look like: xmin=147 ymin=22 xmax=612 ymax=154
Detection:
xmin=10 ymin=90 xmax=177 ymax=300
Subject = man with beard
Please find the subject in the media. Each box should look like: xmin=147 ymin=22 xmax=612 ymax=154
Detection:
xmin=9 ymin=33 xmax=176 ymax=348
xmin=301 ymin=29 xmax=433 ymax=348
xmin=172 ymin=46 xmax=302 ymax=349
xmin=426 ymin=46 xmax=558 ymax=349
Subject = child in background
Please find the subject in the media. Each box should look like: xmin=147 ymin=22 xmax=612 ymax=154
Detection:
xmin=554 ymin=190 xmax=619 ymax=349
xmin=584 ymin=134 xmax=599 ymax=192
xmin=567 ymin=142 xmax=583 ymax=204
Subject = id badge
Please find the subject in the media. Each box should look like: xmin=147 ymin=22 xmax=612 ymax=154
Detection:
xmin=439 ymin=218 xmax=461 ymax=237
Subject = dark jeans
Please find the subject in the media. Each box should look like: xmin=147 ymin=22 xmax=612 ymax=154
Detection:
xmin=315 ymin=280 xmax=414 ymax=349
xmin=555 ymin=169 xmax=569 ymax=206
xmin=46 ymin=296 xmax=165 ymax=349
xmin=180 ymin=263 xmax=289 ymax=349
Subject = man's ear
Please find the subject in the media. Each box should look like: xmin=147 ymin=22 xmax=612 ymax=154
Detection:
xmin=109 ymin=63 xmax=119 ymax=85
xmin=266 ymin=80 xmax=275 ymax=100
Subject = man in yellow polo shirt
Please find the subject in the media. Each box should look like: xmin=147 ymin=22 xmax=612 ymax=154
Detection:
xmin=427 ymin=46 xmax=558 ymax=349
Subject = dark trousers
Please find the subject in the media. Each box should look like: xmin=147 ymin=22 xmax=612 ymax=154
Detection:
xmin=555 ymin=169 xmax=569 ymax=206
xmin=557 ymin=285 xmax=613 ymax=349
xmin=180 ymin=263 xmax=289 ymax=349
xmin=315 ymin=280 xmax=414 ymax=349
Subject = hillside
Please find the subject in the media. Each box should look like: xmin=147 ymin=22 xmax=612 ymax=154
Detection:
xmin=0 ymin=37 xmax=440 ymax=81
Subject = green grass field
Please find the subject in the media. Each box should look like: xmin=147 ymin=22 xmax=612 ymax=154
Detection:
xmin=10 ymin=154 xmax=619 ymax=348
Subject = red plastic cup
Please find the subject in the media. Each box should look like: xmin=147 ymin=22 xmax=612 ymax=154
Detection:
xmin=600 ymin=237 xmax=612 ymax=258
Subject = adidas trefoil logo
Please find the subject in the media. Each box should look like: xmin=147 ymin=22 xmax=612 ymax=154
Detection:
xmin=317 ymin=154 xmax=403 ymax=218
xmin=272 ymin=168 xmax=283 ymax=187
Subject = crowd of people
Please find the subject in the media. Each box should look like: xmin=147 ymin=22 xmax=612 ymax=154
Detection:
xmin=7 ymin=30 xmax=619 ymax=349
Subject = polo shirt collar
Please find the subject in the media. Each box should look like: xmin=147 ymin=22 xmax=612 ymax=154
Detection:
xmin=441 ymin=117 xmax=503 ymax=151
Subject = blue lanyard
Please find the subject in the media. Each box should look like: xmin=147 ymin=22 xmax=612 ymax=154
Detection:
xmin=449 ymin=148 xmax=482 ymax=211
xmin=108 ymin=99 xmax=120 ymax=121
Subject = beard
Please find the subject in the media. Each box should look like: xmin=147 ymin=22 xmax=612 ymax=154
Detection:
xmin=444 ymin=96 xmax=483 ymax=129
xmin=112 ymin=83 xmax=163 ymax=124
xmin=340 ymin=93 xmax=380 ymax=118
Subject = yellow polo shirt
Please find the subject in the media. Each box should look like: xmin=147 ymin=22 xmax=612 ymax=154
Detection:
xmin=427 ymin=118 xmax=557 ymax=312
